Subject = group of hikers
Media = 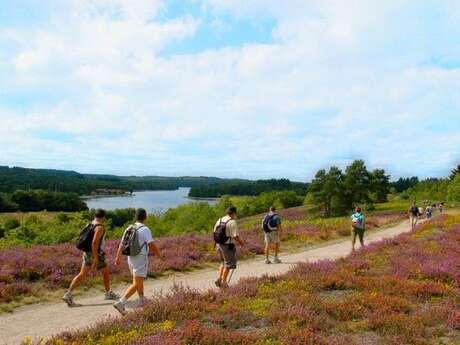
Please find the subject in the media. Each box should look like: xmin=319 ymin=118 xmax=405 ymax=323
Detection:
xmin=408 ymin=200 xmax=444 ymax=229
xmin=60 ymin=203 xmax=401 ymax=315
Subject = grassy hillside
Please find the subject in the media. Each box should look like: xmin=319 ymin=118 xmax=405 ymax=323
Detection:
xmin=48 ymin=214 xmax=460 ymax=345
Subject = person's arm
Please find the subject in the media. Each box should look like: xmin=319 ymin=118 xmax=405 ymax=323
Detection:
xmin=230 ymin=220 xmax=244 ymax=246
xmin=91 ymin=225 xmax=103 ymax=269
xmin=233 ymin=235 xmax=244 ymax=247
xmin=148 ymin=242 xmax=161 ymax=257
xmin=115 ymin=237 xmax=124 ymax=266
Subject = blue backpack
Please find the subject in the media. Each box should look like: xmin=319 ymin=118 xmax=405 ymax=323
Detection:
xmin=263 ymin=214 xmax=278 ymax=233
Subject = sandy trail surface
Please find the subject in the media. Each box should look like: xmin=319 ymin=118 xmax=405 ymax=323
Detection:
xmin=1 ymin=218 xmax=419 ymax=345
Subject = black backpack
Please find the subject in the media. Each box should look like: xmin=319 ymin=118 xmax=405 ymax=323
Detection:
xmin=263 ymin=214 xmax=278 ymax=233
xmin=213 ymin=218 xmax=230 ymax=244
xmin=76 ymin=223 xmax=97 ymax=252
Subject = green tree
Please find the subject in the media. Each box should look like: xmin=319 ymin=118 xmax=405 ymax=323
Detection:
xmin=344 ymin=160 xmax=371 ymax=206
xmin=447 ymin=174 xmax=460 ymax=201
xmin=309 ymin=167 xmax=346 ymax=217
xmin=370 ymin=169 xmax=390 ymax=203
xmin=450 ymin=165 xmax=460 ymax=180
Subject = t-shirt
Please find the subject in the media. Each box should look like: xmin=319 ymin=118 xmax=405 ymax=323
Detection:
xmin=214 ymin=215 xmax=238 ymax=243
xmin=351 ymin=212 xmax=365 ymax=229
xmin=133 ymin=222 xmax=154 ymax=255
xmin=92 ymin=223 xmax=106 ymax=252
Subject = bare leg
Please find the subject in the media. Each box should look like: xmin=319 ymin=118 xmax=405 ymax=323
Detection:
xmin=123 ymin=275 xmax=144 ymax=300
xmin=274 ymin=243 xmax=279 ymax=257
xmin=218 ymin=264 xmax=225 ymax=279
xmin=68 ymin=265 xmax=91 ymax=292
xmin=101 ymin=266 xmax=110 ymax=292
xmin=351 ymin=229 xmax=357 ymax=252
xmin=265 ymin=242 xmax=270 ymax=260
xmin=135 ymin=276 xmax=144 ymax=299
xmin=221 ymin=267 xmax=230 ymax=283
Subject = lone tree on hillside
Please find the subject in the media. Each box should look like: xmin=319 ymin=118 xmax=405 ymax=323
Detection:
xmin=310 ymin=160 xmax=391 ymax=217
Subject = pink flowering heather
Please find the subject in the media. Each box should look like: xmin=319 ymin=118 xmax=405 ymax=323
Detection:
xmin=48 ymin=214 xmax=460 ymax=345
xmin=0 ymin=210 xmax=404 ymax=305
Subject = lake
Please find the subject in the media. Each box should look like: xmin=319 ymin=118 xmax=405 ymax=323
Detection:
xmin=83 ymin=187 xmax=218 ymax=214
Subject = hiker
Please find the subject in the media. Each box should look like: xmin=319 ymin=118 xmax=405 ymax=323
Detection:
xmin=439 ymin=202 xmax=444 ymax=214
xmin=262 ymin=206 xmax=282 ymax=264
xmin=408 ymin=202 xmax=419 ymax=229
xmin=418 ymin=206 xmax=425 ymax=219
xmin=63 ymin=208 xmax=119 ymax=306
xmin=213 ymin=206 xmax=244 ymax=289
xmin=113 ymin=208 xmax=160 ymax=315
xmin=426 ymin=204 xmax=434 ymax=219
xmin=351 ymin=206 xmax=365 ymax=251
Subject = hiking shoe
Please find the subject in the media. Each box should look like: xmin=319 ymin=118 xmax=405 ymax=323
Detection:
xmin=62 ymin=291 xmax=74 ymax=307
xmin=265 ymin=259 xmax=272 ymax=264
xmin=273 ymin=257 xmax=282 ymax=264
xmin=220 ymin=282 xmax=229 ymax=289
xmin=104 ymin=290 xmax=120 ymax=300
xmin=215 ymin=278 xmax=222 ymax=287
xmin=113 ymin=300 xmax=127 ymax=315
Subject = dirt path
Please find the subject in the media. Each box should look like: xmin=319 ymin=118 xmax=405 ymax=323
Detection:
xmin=1 ymin=218 xmax=420 ymax=345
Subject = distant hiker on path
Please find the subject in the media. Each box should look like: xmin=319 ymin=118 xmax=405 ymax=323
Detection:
xmin=213 ymin=206 xmax=244 ymax=289
xmin=262 ymin=206 xmax=282 ymax=264
xmin=114 ymin=208 xmax=161 ymax=315
xmin=63 ymin=209 xmax=119 ymax=306
xmin=426 ymin=204 xmax=434 ymax=219
xmin=439 ymin=202 xmax=444 ymax=214
xmin=351 ymin=207 xmax=365 ymax=252
xmin=408 ymin=202 xmax=419 ymax=229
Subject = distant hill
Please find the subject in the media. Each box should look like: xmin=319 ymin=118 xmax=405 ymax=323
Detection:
xmin=0 ymin=166 xmax=249 ymax=195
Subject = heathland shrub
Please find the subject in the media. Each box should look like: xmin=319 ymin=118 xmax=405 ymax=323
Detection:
xmin=0 ymin=209 xmax=404 ymax=306
xmin=49 ymin=214 xmax=460 ymax=345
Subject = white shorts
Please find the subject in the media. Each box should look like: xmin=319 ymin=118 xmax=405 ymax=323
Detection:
xmin=127 ymin=254 xmax=149 ymax=278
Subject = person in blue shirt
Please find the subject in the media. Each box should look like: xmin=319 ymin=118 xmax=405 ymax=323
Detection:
xmin=351 ymin=207 xmax=365 ymax=252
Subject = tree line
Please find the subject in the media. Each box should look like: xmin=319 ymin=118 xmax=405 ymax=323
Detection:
xmin=188 ymin=179 xmax=308 ymax=197
xmin=0 ymin=190 xmax=88 ymax=212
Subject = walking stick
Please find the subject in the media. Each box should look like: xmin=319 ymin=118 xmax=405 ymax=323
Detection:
xmin=227 ymin=268 xmax=235 ymax=284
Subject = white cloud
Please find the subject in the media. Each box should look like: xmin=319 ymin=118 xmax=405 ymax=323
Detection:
xmin=1 ymin=1 xmax=460 ymax=179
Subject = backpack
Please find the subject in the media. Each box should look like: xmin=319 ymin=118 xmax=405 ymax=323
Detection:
xmin=262 ymin=214 xmax=278 ymax=233
xmin=76 ymin=223 xmax=97 ymax=252
xmin=410 ymin=205 xmax=419 ymax=215
xmin=213 ymin=218 xmax=230 ymax=245
xmin=351 ymin=213 xmax=364 ymax=229
xmin=121 ymin=224 xmax=146 ymax=256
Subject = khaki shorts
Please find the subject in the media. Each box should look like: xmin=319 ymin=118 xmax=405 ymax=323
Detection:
xmin=82 ymin=252 xmax=107 ymax=270
xmin=264 ymin=231 xmax=280 ymax=244
xmin=217 ymin=244 xmax=237 ymax=269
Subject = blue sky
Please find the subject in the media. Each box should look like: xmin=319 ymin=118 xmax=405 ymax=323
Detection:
xmin=1 ymin=0 xmax=460 ymax=181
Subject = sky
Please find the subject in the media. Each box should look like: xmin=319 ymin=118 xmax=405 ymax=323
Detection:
xmin=1 ymin=0 xmax=460 ymax=181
